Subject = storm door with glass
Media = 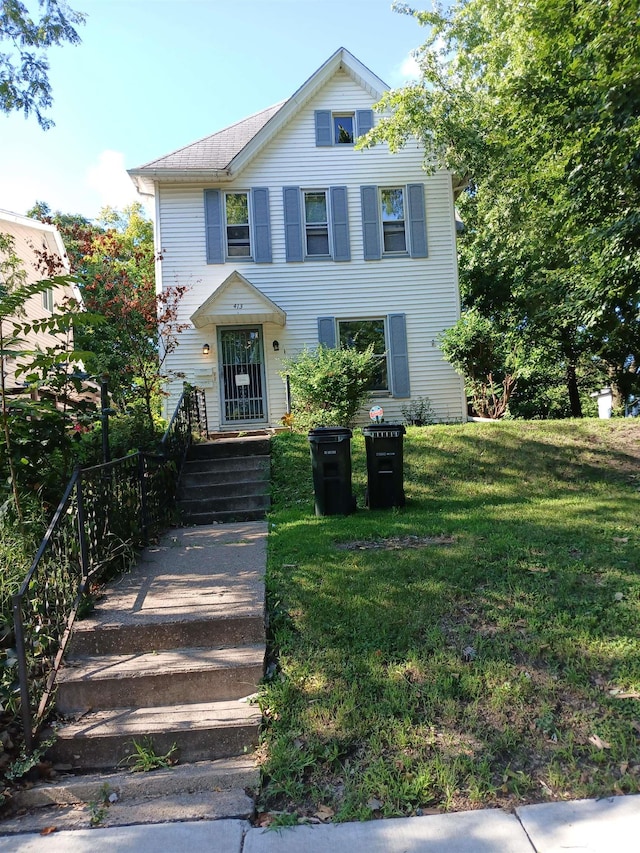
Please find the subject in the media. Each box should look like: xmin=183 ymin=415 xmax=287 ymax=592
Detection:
xmin=218 ymin=327 xmax=267 ymax=424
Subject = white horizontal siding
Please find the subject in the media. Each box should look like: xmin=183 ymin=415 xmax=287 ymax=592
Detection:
xmin=157 ymin=69 xmax=465 ymax=427
xmin=0 ymin=219 xmax=77 ymax=389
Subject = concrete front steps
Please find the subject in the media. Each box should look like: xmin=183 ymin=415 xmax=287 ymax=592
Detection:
xmin=177 ymin=435 xmax=271 ymax=524
xmin=47 ymin=522 xmax=266 ymax=793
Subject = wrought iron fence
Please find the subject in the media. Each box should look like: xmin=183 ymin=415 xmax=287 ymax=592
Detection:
xmin=12 ymin=386 xmax=207 ymax=751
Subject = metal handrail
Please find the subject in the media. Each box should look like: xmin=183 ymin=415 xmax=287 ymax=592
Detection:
xmin=11 ymin=387 xmax=207 ymax=751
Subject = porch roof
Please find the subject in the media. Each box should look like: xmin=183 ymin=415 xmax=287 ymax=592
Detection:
xmin=190 ymin=271 xmax=286 ymax=329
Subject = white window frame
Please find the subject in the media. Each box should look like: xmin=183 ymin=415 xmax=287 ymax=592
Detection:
xmin=224 ymin=191 xmax=252 ymax=259
xmin=303 ymin=189 xmax=331 ymax=258
xmin=333 ymin=113 xmax=355 ymax=145
xmin=338 ymin=317 xmax=389 ymax=392
xmin=42 ymin=288 xmax=54 ymax=312
xmin=380 ymin=187 xmax=407 ymax=254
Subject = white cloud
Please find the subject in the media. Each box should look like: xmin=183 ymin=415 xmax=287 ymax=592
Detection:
xmin=85 ymin=150 xmax=143 ymax=213
xmin=389 ymin=52 xmax=421 ymax=86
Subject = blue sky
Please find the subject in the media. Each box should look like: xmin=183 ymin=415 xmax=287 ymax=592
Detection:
xmin=1 ymin=0 xmax=428 ymax=221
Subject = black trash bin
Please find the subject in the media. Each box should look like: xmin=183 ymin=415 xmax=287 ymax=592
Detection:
xmin=308 ymin=426 xmax=355 ymax=516
xmin=362 ymin=424 xmax=406 ymax=509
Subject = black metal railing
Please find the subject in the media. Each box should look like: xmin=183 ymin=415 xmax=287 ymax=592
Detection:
xmin=12 ymin=386 xmax=208 ymax=750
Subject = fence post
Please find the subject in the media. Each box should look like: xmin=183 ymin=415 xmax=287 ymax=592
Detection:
xmin=12 ymin=594 xmax=33 ymax=753
xmin=138 ymin=452 xmax=150 ymax=544
xmin=76 ymin=469 xmax=90 ymax=583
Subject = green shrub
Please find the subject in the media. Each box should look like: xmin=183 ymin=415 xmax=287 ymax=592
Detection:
xmin=282 ymin=345 xmax=376 ymax=431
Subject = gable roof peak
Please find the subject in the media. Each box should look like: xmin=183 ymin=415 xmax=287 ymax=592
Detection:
xmin=128 ymin=48 xmax=388 ymax=192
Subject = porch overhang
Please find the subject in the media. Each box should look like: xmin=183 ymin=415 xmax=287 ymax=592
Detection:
xmin=190 ymin=271 xmax=287 ymax=329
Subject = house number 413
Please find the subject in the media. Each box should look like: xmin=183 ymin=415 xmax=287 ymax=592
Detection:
xmin=233 ymin=303 xmax=244 ymax=310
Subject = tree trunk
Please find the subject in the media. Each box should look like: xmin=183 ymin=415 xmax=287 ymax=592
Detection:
xmin=566 ymin=361 xmax=582 ymax=418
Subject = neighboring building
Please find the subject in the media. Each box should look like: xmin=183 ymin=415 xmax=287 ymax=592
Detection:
xmin=128 ymin=48 xmax=466 ymax=430
xmin=0 ymin=209 xmax=78 ymax=394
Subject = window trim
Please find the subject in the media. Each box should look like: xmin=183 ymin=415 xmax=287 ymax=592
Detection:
xmin=224 ymin=191 xmax=252 ymax=260
xmin=380 ymin=187 xmax=407 ymax=255
xmin=337 ymin=317 xmax=390 ymax=393
xmin=42 ymin=288 xmax=54 ymax=313
xmin=303 ymin=189 xmax=331 ymax=258
xmin=333 ymin=113 xmax=355 ymax=145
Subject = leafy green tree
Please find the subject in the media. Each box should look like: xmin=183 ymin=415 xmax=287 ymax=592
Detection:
xmin=0 ymin=232 xmax=90 ymax=519
xmin=367 ymin=0 xmax=640 ymax=417
xmin=29 ymin=202 xmax=190 ymax=430
xmin=440 ymin=308 xmax=518 ymax=419
xmin=0 ymin=0 xmax=85 ymax=129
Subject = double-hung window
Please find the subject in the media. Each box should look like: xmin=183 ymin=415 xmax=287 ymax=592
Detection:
xmin=338 ymin=318 xmax=388 ymax=391
xmin=204 ymin=188 xmax=272 ymax=264
xmin=361 ymin=184 xmax=428 ymax=261
xmin=42 ymin=289 xmax=54 ymax=312
xmin=225 ymin=192 xmax=251 ymax=257
xmin=283 ymin=185 xmax=350 ymax=262
xmin=303 ymin=190 xmax=330 ymax=256
xmin=380 ymin=188 xmax=407 ymax=253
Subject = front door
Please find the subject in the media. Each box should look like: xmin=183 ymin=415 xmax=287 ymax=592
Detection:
xmin=218 ymin=326 xmax=267 ymax=425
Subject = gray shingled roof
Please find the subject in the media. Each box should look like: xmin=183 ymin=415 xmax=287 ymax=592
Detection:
xmin=136 ymin=102 xmax=285 ymax=172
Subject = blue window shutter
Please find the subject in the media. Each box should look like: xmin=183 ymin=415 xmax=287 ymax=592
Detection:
xmin=251 ymin=187 xmax=272 ymax=263
xmin=388 ymin=313 xmax=411 ymax=398
xmin=330 ymin=186 xmax=350 ymax=262
xmin=356 ymin=109 xmax=373 ymax=137
xmin=318 ymin=317 xmax=336 ymax=348
xmin=283 ymin=186 xmax=303 ymax=262
xmin=361 ymin=185 xmax=381 ymax=260
xmin=204 ymin=189 xmax=224 ymax=264
xmin=315 ymin=110 xmax=332 ymax=146
xmin=407 ymin=183 xmax=428 ymax=258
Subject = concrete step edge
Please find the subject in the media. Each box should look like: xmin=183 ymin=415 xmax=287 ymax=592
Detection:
xmin=60 ymin=644 xmax=266 ymax=682
xmin=8 ymin=756 xmax=259 ymax=811
xmin=69 ymin=615 xmax=266 ymax=656
xmin=0 ymin=789 xmax=255 ymax=832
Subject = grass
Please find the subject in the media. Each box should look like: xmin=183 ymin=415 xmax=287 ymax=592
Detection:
xmin=258 ymin=420 xmax=640 ymax=823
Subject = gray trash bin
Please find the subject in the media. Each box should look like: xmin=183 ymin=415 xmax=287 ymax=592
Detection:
xmin=362 ymin=423 xmax=406 ymax=508
xmin=308 ymin=426 xmax=355 ymax=516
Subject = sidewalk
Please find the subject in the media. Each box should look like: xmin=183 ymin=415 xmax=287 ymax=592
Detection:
xmin=1 ymin=795 xmax=639 ymax=852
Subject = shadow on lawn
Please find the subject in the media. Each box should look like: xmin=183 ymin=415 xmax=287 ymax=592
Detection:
xmin=262 ymin=424 xmax=640 ymax=817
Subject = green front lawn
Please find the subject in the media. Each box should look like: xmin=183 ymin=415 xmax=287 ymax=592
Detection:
xmin=258 ymin=420 xmax=640 ymax=823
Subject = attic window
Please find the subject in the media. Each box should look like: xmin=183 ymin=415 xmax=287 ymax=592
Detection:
xmin=333 ymin=114 xmax=354 ymax=144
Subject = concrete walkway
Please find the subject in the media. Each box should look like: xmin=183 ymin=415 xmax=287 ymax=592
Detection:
xmin=1 ymin=795 xmax=639 ymax=851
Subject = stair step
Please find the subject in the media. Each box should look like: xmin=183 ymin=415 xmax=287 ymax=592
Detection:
xmin=188 ymin=437 xmax=270 ymax=460
xmin=178 ymin=478 xmax=269 ymax=501
xmin=57 ymin=644 xmax=265 ymax=713
xmin=182 ymin=455 xmax=270 ymax=479
xmin=70 ymin=611 xmax=265 ymax=656
xmin=179 ymin=493 xmax=270 ymax=514
xmin=8 ymin=756 xmax=259 ymax=811
xmin=49 ymin=699 xmax=261 ymax=770
xmin=182 ymin=508 xmax=269 ymax=525
xmin=0 ymin=789 xmax=255 ymax=834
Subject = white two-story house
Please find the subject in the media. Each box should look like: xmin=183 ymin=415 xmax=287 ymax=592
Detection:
xmin=128 ymin=48 xmax=466 ymax=430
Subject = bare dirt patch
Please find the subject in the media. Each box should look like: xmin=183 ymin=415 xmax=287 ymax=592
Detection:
xmin=336 ymin=535 xmax=455 ymax=551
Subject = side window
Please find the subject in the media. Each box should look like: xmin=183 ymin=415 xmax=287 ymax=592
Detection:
xmin=42 ymin=289 xmax=54 ymax=312
xmin=303 ymin=191 xmax=330 ymax=256
xmin=338 ymin=318 xmax=388 ymax=391
xmin=380 ymin=188 xmax=406 ymax=253
xmin=225 ymin=192 xmax=250 ymax=257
